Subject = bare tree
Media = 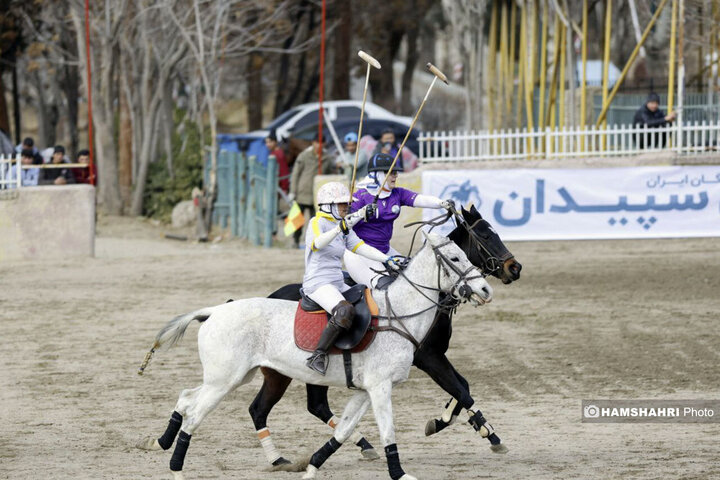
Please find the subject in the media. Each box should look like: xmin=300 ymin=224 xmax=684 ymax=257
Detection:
xmin=70 ymin=0 xmax=125 ymax=214
xmin=441 ymin=0 xmax=490 ymax=129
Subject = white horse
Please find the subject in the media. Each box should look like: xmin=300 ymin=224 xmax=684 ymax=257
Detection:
xmin=138 ymin=232 xmax=493 ymax=480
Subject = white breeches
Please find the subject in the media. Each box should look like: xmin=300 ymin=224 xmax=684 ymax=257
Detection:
xmin=344 ymin=246 xmax=400 ymax=289
xmin=306 ymin=284 xmax=347 ymax=313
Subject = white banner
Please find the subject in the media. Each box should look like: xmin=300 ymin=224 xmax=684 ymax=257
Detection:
xmin=422 ymin=166 xmax=720 ymax=240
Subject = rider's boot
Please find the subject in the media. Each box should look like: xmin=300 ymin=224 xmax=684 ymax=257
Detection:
xmin=306 ymin=301 xmax=354 ymax=375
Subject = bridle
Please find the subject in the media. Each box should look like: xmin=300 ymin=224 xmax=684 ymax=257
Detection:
xmin=406 ymin=204 xmax=511 ymax=277
xmin=374 ymin=238 xmax=485 ymax=350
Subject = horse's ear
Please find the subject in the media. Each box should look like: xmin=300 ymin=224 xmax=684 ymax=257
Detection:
xmin=460 ymin=205 xmax=470 ymax=219
xmin=469 ymin=203 xmax=483 ymax=219
xmin=421 ymin=229 xmax=433 ymax=245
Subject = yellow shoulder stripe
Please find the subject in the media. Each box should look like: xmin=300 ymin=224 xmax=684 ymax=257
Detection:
xmin=352 ymin=240 xmax=365 ymax=253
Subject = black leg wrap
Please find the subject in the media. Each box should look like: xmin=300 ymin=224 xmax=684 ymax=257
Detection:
xmin=356 ymin=437 xmax=373 ymax=451
xmin=158 ymin=411 xmax=183 ymax=450
xmin=309 ymin=437 xmax=342 ymax=469
xmin=169 ymin=431 xmax=192 ymax=472
xmin=468 ymin=410 xmax=500 ymax=444
xmin=384 ymin=444 xmax=406 ymax=480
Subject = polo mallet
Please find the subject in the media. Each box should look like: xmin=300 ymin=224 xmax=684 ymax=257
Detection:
xmin=374 ymin=62 xmax=448 ymax=201
xmin=348 ymin=50 xmax=381 ymax=202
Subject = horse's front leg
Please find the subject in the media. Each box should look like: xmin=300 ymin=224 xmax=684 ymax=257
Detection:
xmin=414 ymin=348 xmax=507 ymax=452
xmin=302 ymin=391 xmax=371 ymax=479
xmin=368 ymin=380 xmax=415 ymax=480
xmin=306 ymin=384 xmax=379 ymax=460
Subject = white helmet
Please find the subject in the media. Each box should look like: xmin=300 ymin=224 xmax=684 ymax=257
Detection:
xmin=317 ymin=182 xmax=350 ymax=205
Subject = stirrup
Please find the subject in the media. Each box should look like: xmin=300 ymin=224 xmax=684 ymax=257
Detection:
xmin=306 ymin=352 xmax=328 ymax=375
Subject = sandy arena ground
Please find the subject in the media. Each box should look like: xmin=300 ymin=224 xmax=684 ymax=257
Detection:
xmin=2 ymin=215 xmax=719 ymax=479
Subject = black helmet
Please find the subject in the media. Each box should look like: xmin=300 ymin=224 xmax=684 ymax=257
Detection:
xmin=368 ymin=152 xmax=403 ymax=173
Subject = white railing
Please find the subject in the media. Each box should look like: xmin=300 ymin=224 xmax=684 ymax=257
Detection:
xmin=0 ymin=154 xmax=21 ymax=190
xmin=418 ymin=121 xmax=720 ymax=162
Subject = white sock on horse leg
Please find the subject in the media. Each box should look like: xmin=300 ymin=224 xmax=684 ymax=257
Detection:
xmin=257 ymin=428 xmax=281 ymax=463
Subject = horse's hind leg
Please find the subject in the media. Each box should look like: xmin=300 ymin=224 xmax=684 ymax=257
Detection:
xmin=166 ymin=381 xmax=238 ymax=479
xmin=136 ymin=386 xmax=202 ymax=452
xmin=306 ymin=384 xmax=379 ymax=460
xmin=249 ymin=368 xmax=293 ymax=467
xmin=302 ymin=391 xmax=371 ymax=479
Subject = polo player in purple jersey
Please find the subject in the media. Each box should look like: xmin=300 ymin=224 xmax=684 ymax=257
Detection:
xmin=344 ymin=153 xmax=453 ymax=289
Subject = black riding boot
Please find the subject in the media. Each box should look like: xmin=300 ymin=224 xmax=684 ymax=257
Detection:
xmin=306 ymin=323 xmax=342 ymax=375
xmin=306 ymin=300 xmax=354 ymax=375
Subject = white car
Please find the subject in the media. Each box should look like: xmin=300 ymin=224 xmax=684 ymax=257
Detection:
xmin=251 ymin=100 xmax=413 ymax=142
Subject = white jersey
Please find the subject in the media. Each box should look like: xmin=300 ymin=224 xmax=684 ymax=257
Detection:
xmin=303 ymin=212 xmax=365 ymax=295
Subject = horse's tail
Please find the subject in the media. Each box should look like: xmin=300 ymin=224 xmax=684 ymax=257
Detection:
xmin=138 ymin=307 xmax=214 ymax=375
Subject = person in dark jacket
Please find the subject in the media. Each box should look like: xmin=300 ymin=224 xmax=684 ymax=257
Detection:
xmin=40 ymin=145 xmax=75 ymax=186
xmin=633 ymin=92 xmax=676 ymax=148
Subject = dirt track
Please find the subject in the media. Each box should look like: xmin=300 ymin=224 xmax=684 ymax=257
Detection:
xmin=2 ymin=215 xmax=719 ymax=479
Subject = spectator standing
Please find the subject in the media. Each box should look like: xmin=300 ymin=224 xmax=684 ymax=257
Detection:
xmin=40 ymin=145 xmax=75 ymax=185
xmin=289 ymin=134 xmax=335 ymax=248
xmin=265 ymin=133 xmax=290 ymax=193
xmin=371 ymin=128 xmax=402 ymax=159
xmin=335 ymin=132 xmax=368 ymax=181
xmin=633 ymin=93 xmax=677 ymax=148
xmin=15 ymin=137 xmax=43 ymax=164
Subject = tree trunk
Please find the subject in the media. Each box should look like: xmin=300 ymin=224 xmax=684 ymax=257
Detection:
xmin=331 ymin=2 xmax=351 ymax=100
xmin=162 ymin=82 xmax=174 ymax=178
xmin=400 ymin=23 xmax=420 ymax=116
xmin=12 ymin=62 xmax=21 ymax=144
xmin=247 ymin=53 xmax=264 ymax=131
xmin=118 ymin=84 xmax=133 ymax=210
xmin=0 ymin=70 xmax=10 ymax=135
xmin=129 ymin=97 xmax=161 ymax=216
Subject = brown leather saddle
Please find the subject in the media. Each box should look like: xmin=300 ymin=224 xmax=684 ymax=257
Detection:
xmin=294 ymin=283 xmax=379 ymax=354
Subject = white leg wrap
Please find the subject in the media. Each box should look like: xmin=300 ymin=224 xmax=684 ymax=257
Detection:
xmin=257 ymin=428 xmax=281 ymax=463
xmin=441 ymin=398 xmax=459 ymax=424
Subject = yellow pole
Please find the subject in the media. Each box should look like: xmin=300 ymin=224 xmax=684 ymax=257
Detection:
xmin=488 ymin=0 xmax=498 ymax=132
xmin=667 ymin=0 xmax=677 ymax=115
xmin=524 ymin=0 xmax=536 ymax=133
xmin=580 ymin=0 xmax=588 ymax=149
xmin=558 ymin=21 xmax=567 ymax=149
xmin=538 ymin=0 xmax=549 ymax=130
xmin=601 ymin=0 xmax=612 ymax=149
xmin=500 ymin=0 xmax=508 ymax=127
xmin=507 ymin=0 xmax=517 ymax=117
xmin=547 ymin=14 xmax=561 ymax=132
xmin=517 ymin=3 xmax=526 ymax=128
xmin=595 ymin=0 xmax=670 ymax=126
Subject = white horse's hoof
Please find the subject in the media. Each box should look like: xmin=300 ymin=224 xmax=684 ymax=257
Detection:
xmin=399 ymin=475 xmax=417 ymax=480
xmin=135 ymin=436 xmax=162 ymax=451
xmin=302 ymin=464 xmax=318 ymax=479
xmin=172 ymin=471 xmax=186 ymax=480
xmin=360 ymin=448 xmax=380 ymax=460
xmin=490 ymin=443 xmax=509 ymax=454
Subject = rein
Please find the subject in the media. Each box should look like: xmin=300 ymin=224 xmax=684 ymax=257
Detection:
xmin=373 ymin=239 xmax=482 ymax=350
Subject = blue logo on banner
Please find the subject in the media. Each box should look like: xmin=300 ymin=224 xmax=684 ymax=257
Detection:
xmin=440 ymin=180 xmax=481 ymax=207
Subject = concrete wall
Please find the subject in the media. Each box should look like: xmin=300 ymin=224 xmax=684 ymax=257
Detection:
xmin=0 ymin=185 xmax=95 ymax=261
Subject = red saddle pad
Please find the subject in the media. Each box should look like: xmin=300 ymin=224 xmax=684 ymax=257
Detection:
xmin=294 ymin=303 xmax=378 ymax=354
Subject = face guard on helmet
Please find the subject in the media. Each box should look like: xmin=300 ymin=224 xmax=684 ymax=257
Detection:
xmin=316 ymin=182 xmax=351 ymax=220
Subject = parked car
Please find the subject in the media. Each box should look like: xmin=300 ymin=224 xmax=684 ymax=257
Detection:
xmin=252 ymin=100 xmax=412 ymax=142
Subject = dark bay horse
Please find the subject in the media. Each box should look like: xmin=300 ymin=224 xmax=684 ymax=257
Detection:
xmin=255 ymin=205 xmax=521 ymax=465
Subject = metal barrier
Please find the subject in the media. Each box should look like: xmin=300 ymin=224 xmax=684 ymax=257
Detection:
xmin=206 ymin=150 xmax=278 ymax=247
xmin=419 ymin=121 xmax=720 ymax=163
xmin=0 ymin=154 xmax=22 ymax=190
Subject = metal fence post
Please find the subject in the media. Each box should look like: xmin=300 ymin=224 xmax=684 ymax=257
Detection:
xmin=264 ymin=155 xmax=278 ymax=248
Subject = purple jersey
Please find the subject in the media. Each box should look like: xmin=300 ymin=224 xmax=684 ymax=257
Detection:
xmin=351 ymin=187 xmax=418 ymax=253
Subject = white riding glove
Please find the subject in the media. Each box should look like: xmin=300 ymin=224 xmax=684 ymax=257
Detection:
xmin=339 ymin=206 xmax=368 ymax=234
